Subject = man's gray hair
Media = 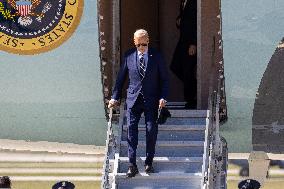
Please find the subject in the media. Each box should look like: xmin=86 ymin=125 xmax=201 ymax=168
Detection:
xmin=134 ymin=29 xmax=149 ymax=38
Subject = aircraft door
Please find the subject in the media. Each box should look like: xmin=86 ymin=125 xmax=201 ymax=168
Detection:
xmin=120 ymin=0 xmax=159 ymax=56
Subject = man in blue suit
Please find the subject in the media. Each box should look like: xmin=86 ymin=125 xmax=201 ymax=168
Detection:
xmin=108 ymin=29 xmax=169 ymax=177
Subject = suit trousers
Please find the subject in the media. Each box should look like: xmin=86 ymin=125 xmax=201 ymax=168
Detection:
xmin=126 ymin=94 xmax=158 ymax=166
xmin=183 ymin=54 xmax=197 ymax=104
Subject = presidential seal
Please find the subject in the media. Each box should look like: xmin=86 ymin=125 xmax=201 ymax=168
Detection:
xmin=0 ymin=0 xmax=83 ymax=54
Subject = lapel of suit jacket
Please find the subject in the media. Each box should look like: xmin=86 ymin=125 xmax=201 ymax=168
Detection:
xmin=131 ymin=50 xmax=140 ymax=76
xmin=144 ymin=49 xmax=153 ymax=78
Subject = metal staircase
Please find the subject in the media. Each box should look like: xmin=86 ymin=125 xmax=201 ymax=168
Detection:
xmin=102 ymin=99 xmax=227 ymax=189
xmin=100 ymin=0 xmax=227 ymax=187
xmin=101 ymin=27 xmax=228 ymax=187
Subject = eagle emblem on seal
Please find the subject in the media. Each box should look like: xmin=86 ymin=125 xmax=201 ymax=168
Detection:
xmin=7 ymin=0 xmax=52 ymax=26
xmin=0 ymin=0 xmax=83 ymax=55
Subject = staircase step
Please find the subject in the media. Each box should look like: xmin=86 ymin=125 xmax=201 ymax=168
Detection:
xmin=122 ymin=125 xmax=205 ymax=141
xmin=120 ymin=141 xmax=204 ymax=157
xmin=115 ymin=173 xmax=202 ymax=189
xmin=119 ymin=156 xmax=203 ymax=162
xmin=107 ymin=108 xmax=209 ymax=189
xmin=114 ymin=172 xmax=202 ymax=178
xmin=123 ymin=124 xmax=206 ymax=130
xmin=139 ymin=109 xmax=208 ymax=118
xmin=135 ymin=117 xmax=206 ymax=126
xmin=169 ymin=110 xmax=208 ymax=118
xmin=166 ymin=102 xmax=187 ymax=106
xmin=121 ymin=141 xmax=204 ymax=147
xmin=118 ymin=157 xmax=203 ymax=173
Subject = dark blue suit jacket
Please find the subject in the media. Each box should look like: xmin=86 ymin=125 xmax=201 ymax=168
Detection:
xmin=112 ymin=48 xmax=169 ymax=109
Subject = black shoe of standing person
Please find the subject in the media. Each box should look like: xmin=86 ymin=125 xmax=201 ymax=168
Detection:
xmin=144 ymin=164 xmax=154 ymax=173
xmin=126 ymin=165 xmax=139 ymax=178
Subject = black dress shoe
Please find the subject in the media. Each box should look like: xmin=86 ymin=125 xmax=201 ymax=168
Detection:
xmin=126 ymin=165 xmax=139 ymax=178
xmin=144 ymin=165 xmax=154 ymax=173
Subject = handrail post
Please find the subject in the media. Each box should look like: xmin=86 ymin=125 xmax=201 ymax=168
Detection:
xmin=101 ymin=108 xmax=115 ymax=189
xmin=204 ymin=33 xmax=227 ymax=189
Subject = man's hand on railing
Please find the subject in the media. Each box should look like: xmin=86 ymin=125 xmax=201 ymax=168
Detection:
xmin=159 ymin=99 xmax=167 ymax=109
xmin=108 ymin=99 xmax=119 ymax=109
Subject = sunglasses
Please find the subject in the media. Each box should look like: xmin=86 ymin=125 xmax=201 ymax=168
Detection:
xmin=136 ymin=43 xmax=148 ymax=47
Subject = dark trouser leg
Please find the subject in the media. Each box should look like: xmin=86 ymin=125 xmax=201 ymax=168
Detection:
xmin=183 ymin=55 xmax=197 ymax=106
xmin=127 ymin=98 xmax=143 ymax=166
xmin=144 ymin=107 xmax=158 ymax=166
xmin=184 ymin=72 xmax=197 ymax=103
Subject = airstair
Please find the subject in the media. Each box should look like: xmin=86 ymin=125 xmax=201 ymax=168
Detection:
xmin=99 ymin=0 xmax=227 ymax=187
xmin=102 ymin=94 xmax=228 ymax=189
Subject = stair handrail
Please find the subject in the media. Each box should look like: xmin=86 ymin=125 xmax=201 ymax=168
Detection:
xmin=201 ymin=29 xmax=218 ymax=188
xmin=201 ymin=89 xmax=215 ymax=189
xmin=101 ymin=108 xmax=116 ymax=189
xmin=202 ymin=80 xmax=221 ymax=189
xmin=213 ymin=81 xmax=222 ymax=189
xmin=206 ymin=73 xmax=228 ymax=189
xmin=202 ymin=25 xmax=227 ymax=187
xmin=207 ymin=51 xmax=223 ymax=189
xmin=212 ymin=0 xmax=229 ymax=185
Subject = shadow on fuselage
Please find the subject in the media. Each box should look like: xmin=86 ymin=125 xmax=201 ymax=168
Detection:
xmin=252 ymin=40 xmax=284 ymax=153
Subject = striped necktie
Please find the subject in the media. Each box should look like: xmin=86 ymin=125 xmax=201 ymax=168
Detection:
xmin=139 ymin=54 xmax=146 ymax=79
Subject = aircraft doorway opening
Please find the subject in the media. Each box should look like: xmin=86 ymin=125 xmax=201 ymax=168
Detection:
xmin=120 ymin=0 xmax=198 ymax=108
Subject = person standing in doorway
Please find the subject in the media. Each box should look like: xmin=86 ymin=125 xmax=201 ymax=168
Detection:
xmin=171 ymin=0 xmax=197 ymax=109
xmin=108 ymin=29 xmax=169 ymax=177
